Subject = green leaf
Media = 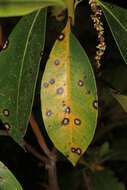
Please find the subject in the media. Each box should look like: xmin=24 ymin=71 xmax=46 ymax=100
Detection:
xmin=111 ymin=89 xmax=127 ymax=112
xmin=41 ymin=21 xmax=98 ymax=166
xmin=0 ymin=0 xmax=65 ymax=17
xmin=90 ymin=169 xmax=125 ymax=190
xmin=0 ymin=161 xmax=23 ymax=190
xmin=99 ymin=142 xmax=109 ymax=157
xmin=0 ymin=9 xmax=47 ymax=147
xmin=96 ymin=0 xmax=127 ymax=64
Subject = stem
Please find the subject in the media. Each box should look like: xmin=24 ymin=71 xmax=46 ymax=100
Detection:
xmin=83 ymin=171 xmax=91 ymax=190
xmin=23 ymin=139 xmax=48 ymax=164
xmin=0 ymin=25 xmax=3 ymax=48
xmin=30 ymin=114 xmax=52 ymax=159
xmin=46 ymin=157 xmax=60 ymax=190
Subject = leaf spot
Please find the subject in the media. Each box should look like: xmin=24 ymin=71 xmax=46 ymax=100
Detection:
xmin=78 ymin=80 xmax=84 ymax=87
xmin=75 ymin=148 xmax=82 ymax=155
xmin=56 ymin=87 xmax=64 ymax=95
xmin=71 ymin=147 xmax=82 ymax=155
xmin=0 ymin=177 xmax=3 ymax=182
xmin=71 ymin=147 xmax=76 ymax=153
xmin=62 ymin=118 xmax=69 ymax=125
xmin=62 ymin=100 xmax=66 ymax=107
xmin=43 ymin=82 xmax=49 ymax=88
xmin=64 ymin=107 xmax=71 ymax=114
xmin=3 ymin=109 xmax=9 ymax=117
xmin=46 ymin=110 xmax=52 ymax=117
xmin=4 ymin=123 xmax=10 ymax=130
xmin=74 ymin=118 xmax=81 ymax=125
xmin=40 ymin=51 xmax=44 ymax=57
xmin=93 ymin=100 xmax=98 ymax=109
xmin=49 ymin=78 xmax=55 ymax=85
xmin=3 ymin=165 xmax=8 ymax=170
xmin=58 ymin=33 xmax=65 ymax=41
xmin=54 ymin=59 xmax=60 ymax=66
xmin=29 ymin=68 xmax=32 ymax=74
xmin=2 ymin=40 xmax=9 ymax=50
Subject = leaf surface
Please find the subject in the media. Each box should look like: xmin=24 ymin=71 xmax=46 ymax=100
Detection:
xmin=111 ymin=89 xmax=127 ymax=113
xmin=0 ymin=9 xmax=47 ymax=147
xmin=96 ymin=0 xmax=127 ymax=64
xmin=41 ymin=21 xmax=98 ymax=166
xmin=0 ymin=161 xmax=23 ymax=190
xmin=0 ymin=0 xmax=65 ymax=17
xmin=90 ymin=169 xmax=124 ymax=190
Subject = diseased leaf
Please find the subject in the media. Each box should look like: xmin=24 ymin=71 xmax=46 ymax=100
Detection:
xmin=0 ymin=9 xmax=47 ymax=147
xmin=90 ymin=169 xmax=125 ymax=190
xmin=0 ymin=0 xmax=65 ymax=17
xmin=111 ymin=89 xmax=127 ymax=113
xmin=0 ymin=161 xmax=23 ymax=190
xmin=96 ymin=0 xmax=127 ymax=64
xmin=41 ymin=20 xmax=98 ymax=166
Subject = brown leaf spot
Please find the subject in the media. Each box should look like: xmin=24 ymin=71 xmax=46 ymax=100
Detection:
xmin=2 ymin=40 xmax=9 ymax=50
xmin=62 ymin=118 xmax=69 ymax=125
xmin=78 ymin=80 xmax=84 ymax=87
xmin=54 ymin=59 xmax=60 ymax=66
xmin=93 ymin=100 xmax=98 ymax=109
xmin=64 ymin=107 xmax=71 ymax=114
xmin=58 ymin=33 xmax=65 ymax=41
xmin=56 ymin=87 xmax=64 ymax=95
xmin=49 ymin=78 xmax=55 ymax=85
xmin=43 ymin=82 xmax=49 ymax=88
xmin=4 ymin=123 xmax=10 ymax=130
xmin=3 ymin=109 xmax=9 ymax=117
xmin=71 ymin=147 xmax=76 ymax=153
xmin=3 ymin=165 xmax=8 ymax=170
xmin=74 ymin=118 xmax=81 ymax=125
xmin=75 ymin=148 xmax=82 ymax=155
xmin=46 ymin=110 xmax=52 ymax=117
xmin=0 ymin=177 xmax=3 ymax=182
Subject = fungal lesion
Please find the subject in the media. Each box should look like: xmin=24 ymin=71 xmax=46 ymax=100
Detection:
xmin=4 ymin=123 xmax=10 ymax=130
xmin=43 ymin=82 xmax=49 ymax=88
xmin=78 ymin=80 xmax=84 ymax=87
xmin=57 ymin=33 xmax=65 ymax=41
xmin=56 ymin=87 xmax=64 ymax=95
xmin=93 ymin=100 xmax=98 ymax=110
xmin=64 ymin=106 xmax=71 ymax=114
xmin=74 ymin=118 xmax=81 ymax=126
xmin=49 ymin=78 xmax=55 ymax=85
xmin=71 ymin=147 xmax=82 ymax=155
xmin=2 ymin=109 xmax=9 ymax=117
xmin=62 ymin=118 xmax=70 ymax=126
xmin=46 ymin=110 xmax=53 ymax=117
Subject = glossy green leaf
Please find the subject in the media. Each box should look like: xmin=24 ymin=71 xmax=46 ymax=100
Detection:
xmin=0 ymin=9 xmax=47 ymax=147
xmin=90 ymin=169 xmax=125 ymax=190
xmin=96 ymin=0 xmax=127 ymax=64
xmin=0 ymin=0 xmax=65 ymax=17
xmin=0 ymin=161 xmax=23 ymax=190
xmin=41 ymin=21 xmax=98 ymax=166
xmin=111 ymin=89 xmax=127 ymax=112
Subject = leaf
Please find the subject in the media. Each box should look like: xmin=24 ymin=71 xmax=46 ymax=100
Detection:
xmin=0 ymin=161 xmax=23 ymax=190
xmin=90 ymin=169 xmax=125 ymax=190
xmin=0 ymin=9 xmax=47 ymax=147
xmin=99 ymin=142 xmax=109 ymax=157
xmin=41 ymin=20 xmax=98 ymax=166
xmin=111 ymin=89 xmax=127 ymax=113
xmin=96 ymin=0 xmax=127 ymax=64
xmin=0 ymin=0 xmax=65 ymax=17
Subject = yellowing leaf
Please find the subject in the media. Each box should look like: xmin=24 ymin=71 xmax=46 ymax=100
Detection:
xmin=41 ymin=20 xmax=98 ymax=166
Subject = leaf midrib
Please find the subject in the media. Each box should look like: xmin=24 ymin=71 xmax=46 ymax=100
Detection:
xmin=96 ymin=0 xmax=127 ymax=33
xmin=16 ymin=10 xmax=40 ymax=125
